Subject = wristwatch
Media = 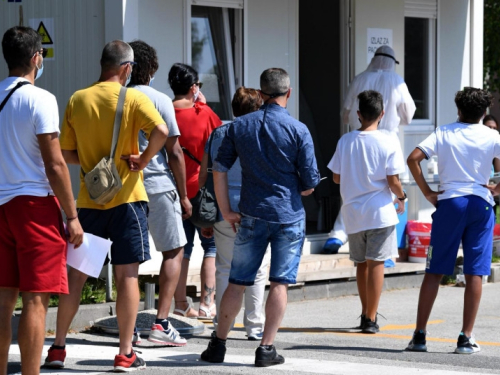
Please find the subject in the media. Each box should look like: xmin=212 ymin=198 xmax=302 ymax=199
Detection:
xmin=398 ymin=191 xmax=407 ymax=202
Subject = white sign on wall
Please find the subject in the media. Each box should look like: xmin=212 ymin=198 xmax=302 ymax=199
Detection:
xmin=29 ymin=18 xmax=55 ymax=60
xmin=367 ymin=28 xmax=392 ymax=64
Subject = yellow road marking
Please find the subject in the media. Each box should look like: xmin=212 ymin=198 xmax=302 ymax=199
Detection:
xmin=231 ymin=321 xmax=500 ymax=347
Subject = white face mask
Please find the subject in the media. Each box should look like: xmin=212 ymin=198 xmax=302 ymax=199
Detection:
xmin=193 ymin=86 xmax=200 ymax=101
xmin=149 ymin=76 xmax=155 ymax=87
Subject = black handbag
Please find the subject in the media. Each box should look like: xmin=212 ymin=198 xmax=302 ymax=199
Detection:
xmin=187 ymin=133 xmax=219 ymax=228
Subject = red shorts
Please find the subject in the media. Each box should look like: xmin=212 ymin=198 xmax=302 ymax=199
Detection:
xmin=0 ymin=195 xmax=68 ymax=293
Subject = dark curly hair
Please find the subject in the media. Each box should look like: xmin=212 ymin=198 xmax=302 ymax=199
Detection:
xmin=168 ymin=63 xmax=198 ymax=96
xmin=231 ymin=87 xmax=262 ymax=117
xmin=128 ymin=40 xmax=158 ymax=86
xmin=455 ymin=87 xmax=492 ymax=123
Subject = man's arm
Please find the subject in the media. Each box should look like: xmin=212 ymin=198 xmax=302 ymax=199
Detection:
xmin=122 ymin=124 xmax=169 ymax=171
xmin=62 ymin=150 xmax=80 ymax=165
xmin=38 ymin=133 xmax=83 ymax=248
xmin=166 ymin=136 xmax=192 ymax=219
xmin=213 ymin=170 xmax=240 ymax=232
xmin=198 ymin=152 xmax=209 ymax=189
xmin=333 ymin=173 xmax=340 ymax=184
xmin=407 ymin=148 xmax=442 ymax=206
xmin=387 ymin=174 xmax=406 ymax=214
xmin=296 ymin=130 xmax=321 ymax=193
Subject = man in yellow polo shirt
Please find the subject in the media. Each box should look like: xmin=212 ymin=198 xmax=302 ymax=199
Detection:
xmin=44 ymin=40 xmax=168 ymax=371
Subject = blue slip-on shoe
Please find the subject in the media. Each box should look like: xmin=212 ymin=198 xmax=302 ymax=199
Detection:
xmin=323 ymin=238 xmax=343 ymax=254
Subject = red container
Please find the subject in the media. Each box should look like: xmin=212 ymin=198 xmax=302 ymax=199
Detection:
xmin=407 ymin=220 xmax=432 ymax=263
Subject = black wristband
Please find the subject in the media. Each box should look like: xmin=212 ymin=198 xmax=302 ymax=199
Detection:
xmin=66 ymin=216 xmax=78 ymax=221
xmin=398 ymin=192 xmax=407 ymax=201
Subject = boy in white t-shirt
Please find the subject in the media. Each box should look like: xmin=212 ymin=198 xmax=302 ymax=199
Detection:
xmin=406 ymin=87 xmax=500 ymax=354
xmin=328 ymin=90 xmax=406 ymax=333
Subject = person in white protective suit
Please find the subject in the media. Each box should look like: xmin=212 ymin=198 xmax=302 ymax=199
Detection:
xmin=323 ymin=45 xmax=416 ymax=256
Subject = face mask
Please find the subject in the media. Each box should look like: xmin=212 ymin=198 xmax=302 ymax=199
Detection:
xmin=193 ymin=86 xmax=200 ymax=101
xmin=35 ymin=62 xmax=44 ymax=80
xmin=149 ymin=76 xmax=155 ymax=87
xmin=125 ymin=73 xmax=131 ymax=87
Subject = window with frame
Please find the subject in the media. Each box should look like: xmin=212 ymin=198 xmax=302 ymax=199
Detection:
xmin=404 ymin=0 xmax=437 ymax=125
xmin=191 ymin=3 xmax=243 ymax=121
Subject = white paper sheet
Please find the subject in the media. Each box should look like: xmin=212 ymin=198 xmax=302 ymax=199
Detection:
xmin=67 ymin=233 xmax=111 ymax=278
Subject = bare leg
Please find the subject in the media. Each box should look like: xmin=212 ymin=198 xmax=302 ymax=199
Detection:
xmin=415 ymin=273 xmax=443 ymax=331
xmin=356 ymin=262 xmax=368 ymax=315
xmin=114 ymin=263 xmax=140 ymax=356
xmin=54 ymin=267 xmax=88 ymax=346
xmin=0 ymin=288 xmax=18 ymax=375
xmin=462 ymin=274 xmax=483 ymax=337
xmin=365 ymin=260 xmax=385 ymax=321
xmin=261 ymin=282 xmax=288 ymax=346
xmin=216 ymin=283 xmax=245 ymax=339
xmin=18 ymin=292 xmax=50 ymax=375
xmin=157 ymin=248 xmax=183 ymax=319
xmin=199 ymin=256 xmax=216 ymax=317
xmin=173 ymin=258 xmax=197 ymax=317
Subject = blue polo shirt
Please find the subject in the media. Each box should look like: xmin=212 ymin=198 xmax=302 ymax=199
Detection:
xmin=213 ymin=104 xmax=320 ymax=224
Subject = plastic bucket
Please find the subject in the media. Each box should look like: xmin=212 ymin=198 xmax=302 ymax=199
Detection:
xmin=407 ymin=220 xmax=432 ymax=263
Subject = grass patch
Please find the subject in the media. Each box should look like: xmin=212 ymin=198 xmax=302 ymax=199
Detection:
xmin=492 ymin=254 xmax=500 ymax=263
xmin=441 ymin=275 xmax=456 ymax=285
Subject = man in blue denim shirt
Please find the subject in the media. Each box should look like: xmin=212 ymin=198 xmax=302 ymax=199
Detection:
xmin=201 ymin=68 xmax=320 ymax=367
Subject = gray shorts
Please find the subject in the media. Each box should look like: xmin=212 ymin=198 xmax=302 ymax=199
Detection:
xmin=148 ymin=190 xmax=187 ymax=252
xmin=347 ymin=225 xmax=396 ymax=263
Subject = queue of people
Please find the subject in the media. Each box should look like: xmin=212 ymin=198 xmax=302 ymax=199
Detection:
xmin=1 ymin=25 xmax=500 ymax=374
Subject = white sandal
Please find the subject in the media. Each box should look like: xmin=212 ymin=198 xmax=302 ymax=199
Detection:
xmin=198 ymin=304 xmax=216 ymax=320
xmin=173 ymin=302 xmax=198 ymax=318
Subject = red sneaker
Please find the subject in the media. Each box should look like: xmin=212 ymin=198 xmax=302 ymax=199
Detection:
xmin=44 ymin=346 xmax=66 ymax=368
xmin=113 ymin=351 xmax=146 ymax=372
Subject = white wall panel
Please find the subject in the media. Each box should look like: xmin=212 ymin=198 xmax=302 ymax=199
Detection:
xmin=246 ymin=0 xmax=299 ymax=118
xmin=137 ymin=0 xmax=185 ymax=99
xmin=437 ymin=0 xmax=470 ymax=127
xmin=0 ymin=0 xmax=105 ymax=195
xmin=354 ymin=0 xmax=405 ymax=77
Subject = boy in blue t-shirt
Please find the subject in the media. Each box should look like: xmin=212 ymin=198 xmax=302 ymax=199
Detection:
xmin=328 ymin=90 xmax=406 ymax=333
xmin=406 ymin=87 xmax=500 ymax=354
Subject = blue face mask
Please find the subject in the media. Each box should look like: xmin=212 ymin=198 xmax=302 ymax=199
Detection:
xmin=149 ymin=76 xmax=155 ymax=87
xmin=35 ymin=62 xmax=44 ymax=80
xmin=125 ymin=72 xmax=131 ymax=87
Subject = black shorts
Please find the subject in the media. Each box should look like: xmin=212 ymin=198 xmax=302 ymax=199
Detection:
xmin=78 ymin=202 xmax=150 ymax=265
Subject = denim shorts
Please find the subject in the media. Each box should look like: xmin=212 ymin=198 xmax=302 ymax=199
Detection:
xmin=182 ymin=218 xmax=216 ymax=260
xmin=229 ymin=215 xmax=305 ymax=285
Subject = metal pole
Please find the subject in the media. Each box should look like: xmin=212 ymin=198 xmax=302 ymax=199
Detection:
xmin=105 ymin=250 xmax=113 ymax=302
xmin=144 ymin=283 xmax=155 ymax=310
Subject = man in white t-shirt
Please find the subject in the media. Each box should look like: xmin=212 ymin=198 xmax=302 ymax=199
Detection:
xmin=324 ymin=46 xmax=416 ymax=255
xmin=0 ymin=26 xmax=83 ymax=375
xmin=328 ymin=90 xmax=406 ymax=334
xmin=406 ymin=87 xmax=500 ymax=355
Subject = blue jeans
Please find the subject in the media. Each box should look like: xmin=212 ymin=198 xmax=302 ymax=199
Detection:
xmin=182 ymin=219 xmax=216 ymax=260
xmin=229 ymin=215 xmax=305 ymax=285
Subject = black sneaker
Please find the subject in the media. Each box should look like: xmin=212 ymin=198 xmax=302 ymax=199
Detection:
xmin=362 ymin=318 xmax=379 ymax=334
xmin=406 ymin=330 xmax=427 ymax=352
xmin=356 ymin=314 xmax=367 ymax=329
xmin=455 ymin=332 xmax=480 ymax=354
xmin=255 ymin=345 xmax=285 ymax=367
xmin=200 ymin=334 xmax=226 ymax=363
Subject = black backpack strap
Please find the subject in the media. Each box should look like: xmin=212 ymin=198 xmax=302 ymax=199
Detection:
xmin=0 ymin=81 xmax=31 ymax=113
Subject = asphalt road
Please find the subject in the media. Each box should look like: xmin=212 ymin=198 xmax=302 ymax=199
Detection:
xmin=8 ymin=281 xmax=500 ymax=374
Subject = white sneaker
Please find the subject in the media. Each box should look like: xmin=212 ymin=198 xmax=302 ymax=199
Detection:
xmin=132 ymin=330 xmax=141 ymax=345
xmin=455 ymin=332 xmax=481 ymax=354
xmin=147 ymin=322 xmax=187 ymax=347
